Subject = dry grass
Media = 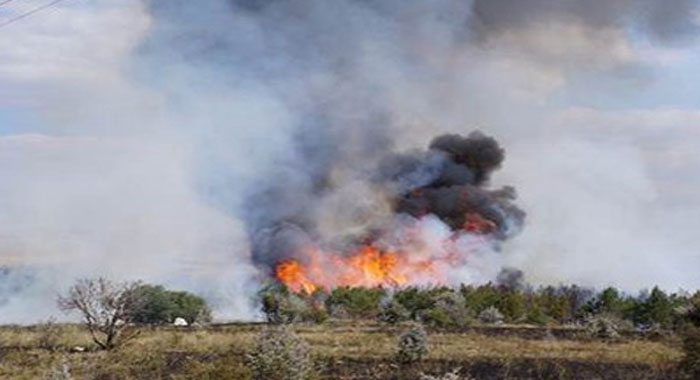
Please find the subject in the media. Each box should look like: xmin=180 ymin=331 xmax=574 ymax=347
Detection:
xmin=0 ymin=321 xmax=684 ymax=379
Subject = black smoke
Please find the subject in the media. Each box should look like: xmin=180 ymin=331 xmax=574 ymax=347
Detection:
xmin=382 ymin=131 xmax=525 ymax=240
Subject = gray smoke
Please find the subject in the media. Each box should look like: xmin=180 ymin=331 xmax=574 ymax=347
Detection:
xmin=472 ymin=0 xmax=698 ymax=43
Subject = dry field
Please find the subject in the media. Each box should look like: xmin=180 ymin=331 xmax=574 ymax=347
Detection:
xmin=0 ymin=321 xmax=684 ymax=379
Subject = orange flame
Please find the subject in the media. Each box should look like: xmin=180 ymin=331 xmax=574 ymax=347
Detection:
xmin=275 ymin=244 xmax=440 ymax=292
xmin=274 ymin=213 xmax=496 ymax=292
xmin=275 ymin=259 xmax=318 ymax=293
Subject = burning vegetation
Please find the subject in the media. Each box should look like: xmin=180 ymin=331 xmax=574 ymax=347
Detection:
xmin=257 ymin=131 xmax=525 ymax=292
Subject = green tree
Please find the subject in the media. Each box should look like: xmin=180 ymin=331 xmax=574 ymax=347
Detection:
xmin=495 ymin=290 xmax=525 ymax=322
xmin=325 ymin=286 xmax=385 ymax=319
xmin=128 ymin=284 xmax=211 ymax=325
xmin=633 ymin=287 xmax=673 ymax=327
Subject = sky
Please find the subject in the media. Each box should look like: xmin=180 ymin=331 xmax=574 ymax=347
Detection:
xmin=0 ymin=0 xmax=699 ymax=322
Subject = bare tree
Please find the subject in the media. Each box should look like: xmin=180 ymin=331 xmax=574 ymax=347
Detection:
xmin=57 ymin=277 xmax=142 ymax=350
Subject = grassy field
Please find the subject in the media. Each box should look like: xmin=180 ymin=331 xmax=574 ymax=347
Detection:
xmin=0 ymin=321 xmax=685 ymax=379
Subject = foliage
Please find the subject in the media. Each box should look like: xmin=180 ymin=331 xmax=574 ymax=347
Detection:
xmin=637 ymin=287 xmax=674 ymax=327
xmin=259 ymin=283 xmax=327 ymax=324
xmin=325 ymin=286 xmax=386 ymax=319
xmin=246 ymin=326 xmax=315 ymax=380
xmin=585 ymin=315 xmax=620 ymax=339
xmin=396 ymin=322 xmax=429 ymax=363
xmin=423 ymin=290 xmax=472 ymax=328
xmin=259 ymin=281 xmax=700 ymax=333
xmin=394 ymin=287 xmax=439 ymax=319
xmin=128 ymin=284 xmax=211 ymax=325
xmin=378 ymin=297 xmax=410 ymax=324
xmin=478 ymin=306 xmax=504 ymax=324
xmin=687 ymin=293 xmax=700 ymax=327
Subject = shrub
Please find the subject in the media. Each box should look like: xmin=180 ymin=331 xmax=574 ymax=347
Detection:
xmin=461 ymin=284 xmax=500 ymax=315
xmin=128 ymin=284 xmax=211 ymax=325
xmin=494 ymin=290 xmax=525 ymax=322
xmin=247 ymin=326 xmax=315 ymax=380
xmin=395 ymin=287 xmax=437 ymax=319
xmin=478 ymin=306 xmax=504 ymax=324
xmin=378 ymin=298 xmax=410 ymax=324
xmin=326 ymin=286 xmax=385 ymax=319
xmin=585 ymin=315 xmax=620 ymax=339
xmin=423 ymin=291 xmax=471 ymax=328
xmin=259 ymin=284 xmax=324 ymax=324
xmin=680 ymin=294 xmax=700 ymax=328
xmin=396 ymin=323 xmax=429 ymax=363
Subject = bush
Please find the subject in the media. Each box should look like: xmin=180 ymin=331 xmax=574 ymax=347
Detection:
xmin=247 ymin=326 xmax=315 ymax=380
xmin=679 ymin=294 xmax=700 ymax=328
xmin=378 ymin=298 xmax=410 ymax=324
xmin=478 ymin=306 xmax=504 ymax=324
xmin=325 ymin=286 xmax=386 ymax=319
xmin=259 ymin=284 xmax=326 ymax=324
xmin=128 ymin=284 xmax=211 ymax=325
xmin=422 ymin=291 xmax=472 ymax=328
xmin=585 ymin=315 xmax=620 ymax=339
xmin=396 ymin=323 xmax=428 ymax=363
xmin=395 ymin=287 xmax=437 ymax=319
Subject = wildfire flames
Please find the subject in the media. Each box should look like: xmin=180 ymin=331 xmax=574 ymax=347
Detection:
xmin=275 ymin=245 xmax=438 ymax=293
xmin=274 ymin=212 xmax=499 ymax=292
xmin=262 ymin=132 xmax=526 ymax=293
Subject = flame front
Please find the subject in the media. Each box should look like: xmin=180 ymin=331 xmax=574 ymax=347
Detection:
xmin=274 ymin=208 xmax=504 ymax=292
xmin=274 ymin=243 xmax=446 ymax=292
xmin=275 ymin=259 xmax=318 ymax=294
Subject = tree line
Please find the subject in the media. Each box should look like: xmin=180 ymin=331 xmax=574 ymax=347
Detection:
xmin=58 ymin=276 xmax=700 ymax=350
xmin=259 ymin=281 xmax=700 ymax=331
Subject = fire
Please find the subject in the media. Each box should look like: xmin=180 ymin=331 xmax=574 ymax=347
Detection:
xmin=275 ymin=244 xmax=442 ymax=292
xmin=275 ymin=259 xmax=318 ymax=294
xmin=274 ymin=212 xmax=499 ymax=292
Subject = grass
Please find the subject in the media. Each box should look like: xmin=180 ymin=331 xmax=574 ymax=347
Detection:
xmin=0 ymin=321 xmax=685 ymax=379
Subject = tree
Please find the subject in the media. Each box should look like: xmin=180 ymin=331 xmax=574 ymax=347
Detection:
xmin=633 ymin=287 xmax=673 ymax=327
xmin=57 ymin=277 xmax=142 ymax=350
xmin=128 ymin=284 xmax=211 ymax=325
xmin=325 ymin=286 xmax=386 ymax=319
